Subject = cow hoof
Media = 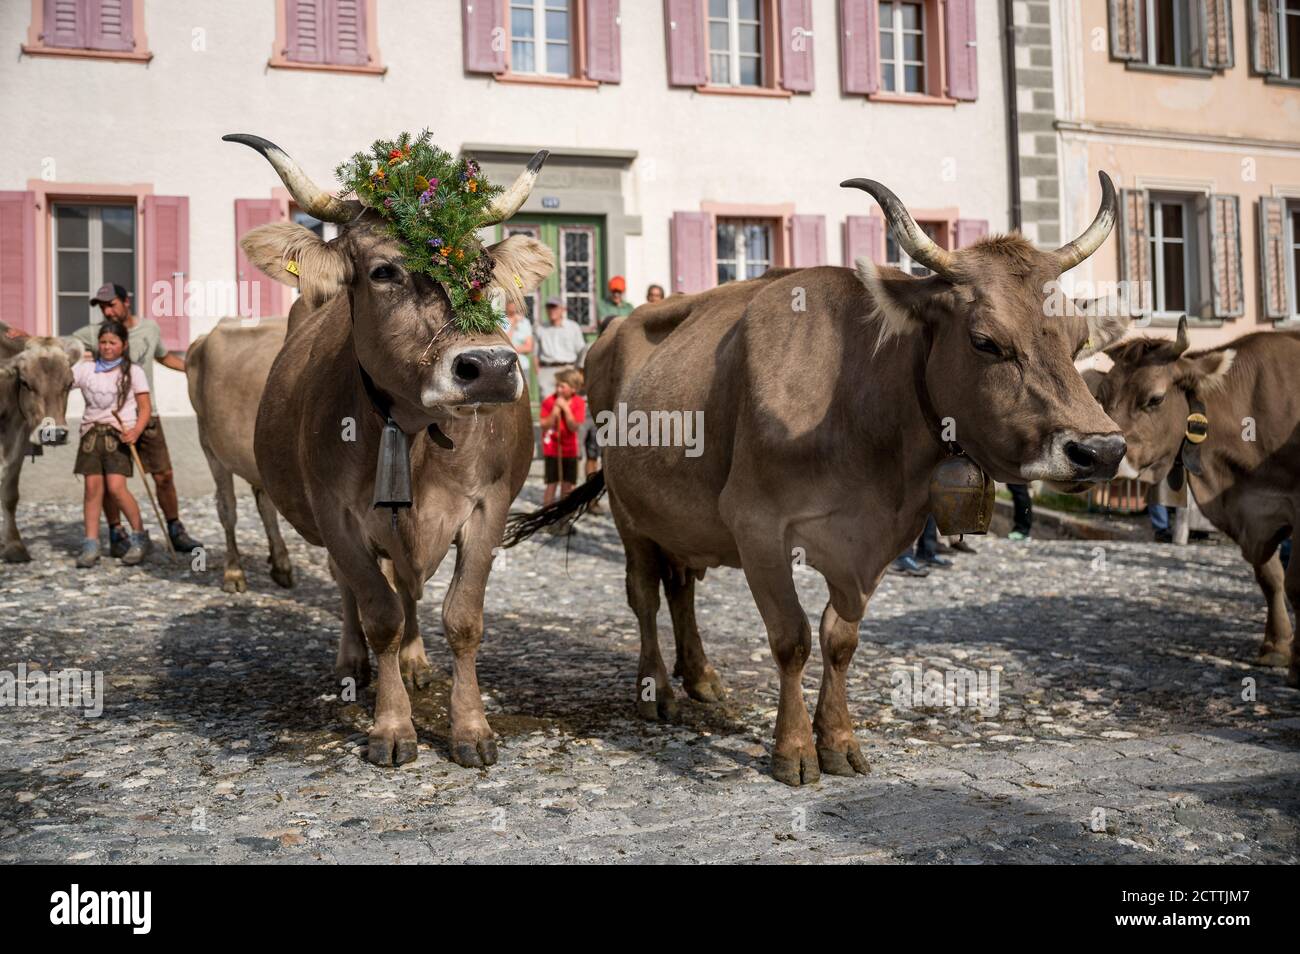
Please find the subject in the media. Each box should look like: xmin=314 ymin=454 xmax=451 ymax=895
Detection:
xmin=222 ymin=570 xmax=247 ymax=594
xmin=636 ymin=690 xmax=679 ymax=723
xmin=335 ymin=659 xmax=372 ymax=690
xmin=1257 ymin=648 xmax=1291 ymax=668
xmin=270 ymin=563 xmax=294 ymax=589
xmin=771 ymin=748 xmax=821 ymax=787
xmin=2 ymin=543 xmax=31 ymax=563
xmin=682 ymin=666 xmax=725 ymax=704
xmin=452 ymin=737 xmax=498 ymax=768
xmin=817 ymin=746 xmax=870 ymax=777
xmin=367 ymin=722 xmax=418 ymax=767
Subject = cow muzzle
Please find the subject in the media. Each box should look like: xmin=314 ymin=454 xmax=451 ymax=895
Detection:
xmin=1020 ymin=431 xmax=1126 ymax=482
xmin=422 ymin=345 xmax=523 ymax=409
xmin=30 ymin=423 xmax=69 ymax=446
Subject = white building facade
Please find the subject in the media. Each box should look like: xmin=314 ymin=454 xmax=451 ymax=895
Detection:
xmin=0 ymin=0 xmax=1014 ymax=415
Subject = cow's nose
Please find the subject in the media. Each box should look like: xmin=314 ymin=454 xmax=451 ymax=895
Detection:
xmin=1064 ymin=433 xmax=1127 ymax=480
xmin=453 ymin=348 xmax=518 ymax=384
xmin=42 ymin=427 xmax=69 ymax=446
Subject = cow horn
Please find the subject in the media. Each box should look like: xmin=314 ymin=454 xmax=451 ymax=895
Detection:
xmin=1053 ymin=171 xmax=1117 ymax=273
xmin=840 ymin=178 xmax=955 ymax=278
xmin=1171 ymin=315 xmax=1190 ymax=356
xmin=222 ymin=133 xmax=355 ymax=223
xmin=480 ymin=150 xmax=550 ymax=226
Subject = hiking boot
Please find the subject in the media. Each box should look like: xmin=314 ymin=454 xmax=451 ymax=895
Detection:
xmin=108 ymin=524 xmax=129 ymax=559
xmin=889 ymin=555 xmax=929 ymax=577
xmin=1007 ymin=530 xmax=1030 ymax=542
xmin=919 ymin=553 xmax=953 ymax=569
xmin=75 ymin=539 xmax=100 ymax=568
xmin=168 ymin=519 xmax=201 ymax=553
xmin=122 ymin=530 xmax=151 ymax=566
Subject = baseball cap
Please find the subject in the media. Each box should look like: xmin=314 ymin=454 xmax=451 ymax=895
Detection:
xmin=608 ymin=275 xmax=626 ymax=292
xmin=90 ymin=283 xmax=128 ymax=305
xmin=545 ymin=296 xmax=563 ymax=307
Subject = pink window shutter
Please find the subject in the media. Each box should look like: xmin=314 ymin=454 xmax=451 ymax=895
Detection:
xmin=235 ymin=200 xmax=288 ymax=320
xmin=43 ymin=0 xmax=87 ymax=49
xmin=671 ymin=212 xmax=714 ymax=294
xmin=143 ymin=196 xmax=190 ymax=352
xmin=790 ymin=215 xmax=826 ymax=267
xmin=944 ymin=0 xmax=978 ymax=101
xmin=954 ymin=218 xmax=989 ymax=248
xmin=839 ymin=0 xmax=878 ymax=94
xmin=462 ymin=0 xmax=506 ymax=74
xmin=665 ymin=0 xmax=707 ymax=86
xmin=585 ymin=0 xmax=622 ymax=82
xmin=328 ymin=0 xmax=369 ymax=66
xmin=286 ymin=0 xmax=325 ymax=63
xmin=778 ymin=0 xmax=815 ymax=92
xmin=0 ymin=192 xmax=38 ymax=335
xmin=87 ymin=0 xmax=134 ymax=52
xmin=843 ymin=215 xmax=884 ymax=265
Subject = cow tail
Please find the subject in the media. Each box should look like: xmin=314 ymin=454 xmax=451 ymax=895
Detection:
xmin=502 ymin=472 xmax=606 ymax=548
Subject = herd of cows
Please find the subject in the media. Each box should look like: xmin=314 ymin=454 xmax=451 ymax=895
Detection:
xmin=1 ymin=136 xmax=1297 ymax=786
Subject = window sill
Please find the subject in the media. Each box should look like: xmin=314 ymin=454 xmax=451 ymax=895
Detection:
xmin=694 ymin=85 xmax=793 ymax=98
xmin=494 ymin=73 xmax=599 ymax=88
xmin=866 ymin=91 xmax=958 ymax=106
xmin=22 ymin=44 xmax=152 ymax=64
xmin=1263 ymin=75 xmax=1300 ymax=88
xmin=268 ymin=56 xmax=387 ymax=76
xmin=1275 ymin=316 xmax=1300 ymax=328
xmin=1124 ymin=62 xmax=1215 ymax=78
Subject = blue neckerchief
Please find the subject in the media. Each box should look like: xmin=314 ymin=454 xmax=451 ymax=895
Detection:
xmin=94 ymin=357 xmax=124 ymax=373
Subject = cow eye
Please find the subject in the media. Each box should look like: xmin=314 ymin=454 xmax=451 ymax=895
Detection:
xmin=369 ymin=263 xmax=399 ymax=283
xmin=970 ymin=334 xmax=1003 ymax=358
xmin=1143 ymin=393 xmax=1166 ymax=411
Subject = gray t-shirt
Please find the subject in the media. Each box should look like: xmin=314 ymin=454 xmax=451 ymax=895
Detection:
xmin=73 ymin=317 xmax=169 ymax=393
xmin=534 ymin=319 xmax=586 ymax=365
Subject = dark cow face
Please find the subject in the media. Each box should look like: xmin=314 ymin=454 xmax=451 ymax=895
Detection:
xmin=1091 ymin=321 xmax=1236 ymax=483
xmin=0 ymin=338 xmax=80 ymax=447
xmin=845 ymin=173 xmax=1130 ymax=484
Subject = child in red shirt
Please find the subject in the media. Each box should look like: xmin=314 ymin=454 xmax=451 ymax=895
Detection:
xmin=540 ymin=368 xmax=585 ymax=506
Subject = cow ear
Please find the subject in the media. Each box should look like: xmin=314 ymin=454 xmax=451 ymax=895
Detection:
xmin=488 ymin=234 xmax=554 ymax=311
xmin=240 ymin=221 xmax=352 ymax=308
xmin=59 ymin=336 xmax=86 ymax=366
xmin=1175 ymin=348 xmax=1236 ymax=393
xmin=1074 ymin=304 xmax=1129 ymax=359
xmin=854 ymin=257 xmax=948 ymax=345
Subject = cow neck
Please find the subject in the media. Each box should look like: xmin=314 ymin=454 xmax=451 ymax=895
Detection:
xmin=1164 ymin=389 xmax=1209 ymax=493
xmin=913 ymin=326 xmax=964 ymax=457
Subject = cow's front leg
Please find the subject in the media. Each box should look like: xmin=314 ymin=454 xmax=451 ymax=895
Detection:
xmin=398 ymin=588 xmax=434 ymax=690
xmin=1253 ymin=553 xmax=1293 ymax=667
xmin=1 ymin=448 xmax=29 ymax=564
xmin=813 ymin=581 xmax=871 ymax=777
xmin=441 ymin=502 xmax=503 ymax=768
xmin=737 ymin=533 xmax=818 ymax=786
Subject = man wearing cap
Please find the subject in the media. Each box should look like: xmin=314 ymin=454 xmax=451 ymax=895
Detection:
xmin=76 ymin=284 xmax=200 ymax=556
xmin=597 ymin=276 xmax=635 ymax=334
xmin=533 ymin=297 xmax=586 ymax=398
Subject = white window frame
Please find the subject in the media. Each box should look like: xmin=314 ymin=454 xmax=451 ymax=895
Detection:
xmin=1287 ymin=201 xmax=1300 ymax=319
xmin=52 ymin=203 xmax=136 ymax=336
xmin=1148 ymin=193 xmax=1199 ymax=318
xmin=885 ymin=220 xmax=941 ymax=276
xmin=716 ymin=218 xmax=773 ymax=284
xmin=1143 ymin=0 xmax=1200 ymax=68
xmin=707 ymin=0 xmax=764 ymax=88
xmin=559 ymin=224 xmax=597 ymax=329
xmin=510 ymin=0 xmax=572 ymax=77
xmin=1281 ymin=0 xmax=1300 ymax=80
xmin=879 ymin=0 xmax=926 ymax=94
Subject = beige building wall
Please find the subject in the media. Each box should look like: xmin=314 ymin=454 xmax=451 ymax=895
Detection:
xmin=1053 ymin=0 xmax=1300 ymax=349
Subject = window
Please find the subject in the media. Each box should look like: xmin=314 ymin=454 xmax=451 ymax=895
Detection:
xmin=879 ymin=1 xmax=925 ymax=93
xmin=292 ymin=208 xmax=340 ymax=242
xmin=24 ymin=0 xmax=148 ymax=60
xmin=559 ymin=225 xmax=596 ymax=328
xmin=1282 ymin=0 xmax=1300 ymax=80
xmin=511 ymin=0 xmax=572 ymax=76
xmin=708 ymin=0 xmax=764 ymax=87
xmin=885 ymin=221 xmax=944 ymax=276
xmin=274 ymin=0 xmax=380 ymax=72
xmin=1144 ymin=0 xmax=1199 ymax=68
xmin=1148 ymin=194 xmax=1198 ymax=316
xmin=504 ymin=223 xmax=542 ymax=325
xmin=53 ymin=204 xmax=135 ymax=335
xmin=716 ymin=220 xmax=772 ymax=283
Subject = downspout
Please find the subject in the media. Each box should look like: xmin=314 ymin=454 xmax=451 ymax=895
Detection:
xmin=1002 ymin=0 xmax=1023 ymax=232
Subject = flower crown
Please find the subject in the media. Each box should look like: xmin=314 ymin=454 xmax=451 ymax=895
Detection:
xmin=335 ymin=130 xmax=503 ymax=334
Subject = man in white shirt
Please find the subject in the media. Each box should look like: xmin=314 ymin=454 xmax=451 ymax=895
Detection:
xmin=533 ymin=297 xmax=587 ymax=396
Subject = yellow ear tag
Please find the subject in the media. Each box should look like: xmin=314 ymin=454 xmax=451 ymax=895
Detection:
xmin=512 ymin=273 xmax=523 ymax=288
xmin=284 ymin=260 xmax=300 ymax=276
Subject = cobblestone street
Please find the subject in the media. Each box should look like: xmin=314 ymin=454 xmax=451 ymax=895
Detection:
xmin=2 ymin=484 xmax=1297 ymax=864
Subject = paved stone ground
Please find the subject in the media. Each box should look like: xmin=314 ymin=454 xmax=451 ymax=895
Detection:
xmin=2 ymin=483 xmax=1298 ymax=864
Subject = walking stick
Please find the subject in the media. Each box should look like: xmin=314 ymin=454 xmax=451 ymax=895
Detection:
xmin=114 ymin=412 xmax=177 ymax=560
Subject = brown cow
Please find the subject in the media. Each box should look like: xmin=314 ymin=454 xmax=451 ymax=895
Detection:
xmin=1091 ymin=318 xmax=1300 ymax=684
xmin=508 ymin=174 xmax=1129 ymax=785
xmin=186 ymin=316 xmax=294 ymax=593
xmin=226 ymin=134 xmax=553 ymax=768
xmin=0 ymin=328 xmax=82 ymax=563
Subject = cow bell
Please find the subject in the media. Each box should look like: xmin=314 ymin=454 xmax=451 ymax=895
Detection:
xmin=372 ymin=417 xmax=413 ymax=522
xmin=929 ymin=455 xmax=995 ymax=536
